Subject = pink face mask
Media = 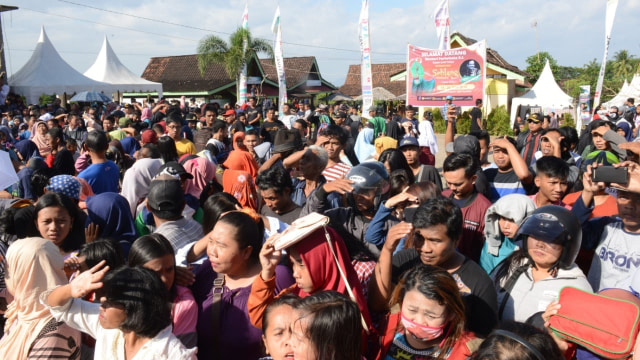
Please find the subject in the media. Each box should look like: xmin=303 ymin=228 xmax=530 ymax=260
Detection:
xmin=400 ymin=313 xmax=445 ymax=341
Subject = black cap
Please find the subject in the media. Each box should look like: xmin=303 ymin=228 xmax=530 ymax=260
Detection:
xmin=337 ymin=112 xmax=347 ymax=118
xmin=148 ymin=174 xmax=184 ymax=219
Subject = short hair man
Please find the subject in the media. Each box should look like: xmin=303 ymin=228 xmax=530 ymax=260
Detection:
xmin=442 ymin=153 xmax=492 ymax=262
xmin=259 ymin=107 xmax=285 ymax=143
xmin=399 ymin=136 xmax=442 ymax=189
xmin=206 ymin=120 xmax=230 ymax=163
xmin=316 ymin=124 xmax=351 ymax=182
xmin=590 ymin=119 xmax=627 ymax=160
xmin=369 ymin=197 xmax=498 ymax=336
xmin=147 ymin=174 xmax=204 ymax=265
xmin=529 ymin=155 xmax=570 ymax=208
xmin=470 ymin=99 xmax=483 ymax=132
xmin=77 ymin=131 xmax=120 ymax=194
xmin=166 ymin=116 xmax=196 ymax=157
xmin=516 ymin=113 xmax=544 ymax=165
xmin=256 ymin=166 xmax=302 ymax=224
xmin=246 ymin=97 xmax=262 ymax=127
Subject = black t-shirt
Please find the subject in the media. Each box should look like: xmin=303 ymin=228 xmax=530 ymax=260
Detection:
xmin=470 ymin=107 xmax=482 ymax=132
xmin=246 ymin=105 xmax=262 ymax=126
xmin=260 ymin=120 xmax=285 ymax=143
xmin=230 ymin=120 xmax=245 ymax=134
xmin=392 ymin=249 xmax=498 ymax=336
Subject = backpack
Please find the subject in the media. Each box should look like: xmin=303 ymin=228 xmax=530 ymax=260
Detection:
xmin=549 ymin=286 xmax=640 ymax=359
xmin=194 ymin=128 xmax=213 ymax=153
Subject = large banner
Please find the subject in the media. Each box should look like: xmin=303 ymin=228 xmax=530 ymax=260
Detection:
xmin=434 ymin=0 xmax=450 ymax=50
xmin=593 ymin=0 xmax=618 ymax=110
xmin=272 ymin=6 xmax=287 ymax=116
xmin=359 ymin=0 xmax=373 ymax=118
xmin=406 ymin=40 xmax=486 ymax=107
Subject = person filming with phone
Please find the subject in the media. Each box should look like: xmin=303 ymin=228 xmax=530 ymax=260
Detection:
xmin=572 ymin=159 xmax=640 ymax=292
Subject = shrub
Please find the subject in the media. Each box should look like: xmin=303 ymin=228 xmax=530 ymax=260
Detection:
xmin=456 ymin=111 xmax=471 ymax=134
xmin=562 ymin=113 xmax=576 ymax=129
xmin=432 ymin=107 xmax=446 ymax=133
xmin=486 ymin=105 xmax=513 ymax=136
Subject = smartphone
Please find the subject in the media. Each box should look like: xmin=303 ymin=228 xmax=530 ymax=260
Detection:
xmin=592 ymin=166 xmax=629 ymax=185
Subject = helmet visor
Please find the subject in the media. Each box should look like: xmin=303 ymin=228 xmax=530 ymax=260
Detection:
xmin=517 ymin=213 xmax=567 ymax=245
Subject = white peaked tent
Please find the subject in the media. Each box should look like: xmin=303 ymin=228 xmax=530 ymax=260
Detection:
xmin=510 ymin=60 xmax=574 ymax=126
xmin=9 ymin=27 xmax=114 ymax=105
xmin=84 ymin=36 xmax=163 ymax=96
xmin=602 ymin=74 xmax=640 ymax=109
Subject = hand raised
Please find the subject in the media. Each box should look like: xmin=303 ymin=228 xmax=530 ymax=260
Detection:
xmin=69 ymin=260 xmax=109 ymax=299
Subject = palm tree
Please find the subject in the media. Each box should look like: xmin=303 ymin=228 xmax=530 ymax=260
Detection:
xmin=197 ymin=27 xmax=273 ymax=85
xmin=612 ymin=50 xmax=635 ymax=81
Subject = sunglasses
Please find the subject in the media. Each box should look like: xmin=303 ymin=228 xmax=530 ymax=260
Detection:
xmin=527 ymin=119 xmax=541 ymax=124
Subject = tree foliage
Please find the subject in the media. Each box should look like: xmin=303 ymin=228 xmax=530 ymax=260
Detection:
xmin=197 ymin=27 xmax=274 ymax=81
xmin=524 ymin=51 xmax=561 ymax=84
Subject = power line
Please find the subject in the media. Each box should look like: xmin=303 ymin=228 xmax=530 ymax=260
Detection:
xmin=55 ymin=0 xmax=406 ymax=56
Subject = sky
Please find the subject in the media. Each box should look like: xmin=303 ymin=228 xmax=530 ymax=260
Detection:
xmin=3 ymin=0 xmax=640 ymax=88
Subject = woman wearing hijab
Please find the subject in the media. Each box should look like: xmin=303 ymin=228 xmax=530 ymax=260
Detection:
xmin=223 ymin=148 xmax=259 ymax=179
xmin=354 ymin=127 xmax=376 ymax=163
xmin=616 ymin=120 xmax=634 ymax=142
xmin=183 ymin=157 xmax=217 ymax=199
xmin=120 ymin=158 xmax=164 ymax=216
xmin=249 ymin=225 xmax=375 ymax=338
xmin=232 ymin=131 xmax=247 ymax=151
xmin=85 ymin=192 xmax=137 ymax=244
xmin=14 ymin=139 xmax=41 ymax=163
xmin=30 ymin=121 xmax=51 ymax=157
xmin=0 ymin=237 xmax=81 ymax=359
xmin=223 ymin=169 xmax=258 ymax=211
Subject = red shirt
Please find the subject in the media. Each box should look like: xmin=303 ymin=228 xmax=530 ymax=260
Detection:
xmin=442 ymin=190 xmax=491 ymax=262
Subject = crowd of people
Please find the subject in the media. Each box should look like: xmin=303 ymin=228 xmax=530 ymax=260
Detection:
xmin=0 ymin=92 xmax=640 ymax=360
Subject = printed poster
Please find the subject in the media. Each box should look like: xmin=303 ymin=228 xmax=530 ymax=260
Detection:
xmin=406 ymin=40 xmax=486 ymax=107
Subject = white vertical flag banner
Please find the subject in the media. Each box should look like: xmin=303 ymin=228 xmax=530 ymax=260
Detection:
xmin=272 ymin=6 xmax=287 ymax=116
xmin=593 ymin=0 xmax=618 ymax=111
xmin=359 ymin=0 xmax=373 ymax=118
xmin=238 ymin=3 xmax=249 ymax=105
xmin=434 ymin=0 xmax=450 ymax=50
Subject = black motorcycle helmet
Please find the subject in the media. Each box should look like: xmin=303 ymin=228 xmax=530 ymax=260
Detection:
xmin=517 ymin=205 xmax=581 ymax=272
xmin=346 ymin=162 xmax=390 ymax=210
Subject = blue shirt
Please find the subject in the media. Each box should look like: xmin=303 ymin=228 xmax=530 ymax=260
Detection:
xmin=78 ymin=160 xmax=120 ymax=194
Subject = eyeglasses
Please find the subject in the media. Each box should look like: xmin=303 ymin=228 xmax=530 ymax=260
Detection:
xmin=167 ymin=125 xmax=180 ymax=130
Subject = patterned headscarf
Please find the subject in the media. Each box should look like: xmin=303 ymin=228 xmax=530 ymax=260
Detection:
xmin=46 ymin=175 xmax=81 ymax=200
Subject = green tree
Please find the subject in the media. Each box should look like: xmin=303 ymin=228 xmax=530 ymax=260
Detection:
xmin=524 ymin=51 xmax=560 ymax=84
xmin=612 ymin=50 xmax=636 ymax=81
xmin=197 ymin=27 xmax=273 ymax=84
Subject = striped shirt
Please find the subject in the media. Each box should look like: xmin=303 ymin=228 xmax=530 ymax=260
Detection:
xmin=322 ymin=162 xmax=351 ymax=182
xmin=154 ymin=217 xmax=204 ymax=256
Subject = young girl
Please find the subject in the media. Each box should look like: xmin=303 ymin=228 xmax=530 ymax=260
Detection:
xmin=128 ymin=234 xmax=198 ymax=349
xmin=480 ymin=194 xmax=536 ymax=274
xmin=44 ymin=264 xmax=196 ymax=360
xmin=377 ymin=264 xmax=478 ymax=360
xmin=291 ymin=291 xmax=363 ymax=360
xmin=260 ymin=294 xmax=301 ymax=360
xmin=34 ymin=191 xmax=85 ymax=257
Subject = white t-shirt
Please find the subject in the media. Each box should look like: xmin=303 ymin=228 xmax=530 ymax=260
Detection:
xmin=588 ymin=221 xmax=640 ymax=291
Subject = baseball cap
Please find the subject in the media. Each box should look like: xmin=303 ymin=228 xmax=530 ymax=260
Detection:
xmin=157 ymin=161 xmax=194 ymax=180
xmin=445 ymin=135 xmax=480 ymax=157
xmin=224 ymin=109 xmax=236 ymax=116
xmin=141 ymin=129 xmax=157 ymax=144
xmin=368 ymin=105 xmax=377 ymax=112
xmin=527 ymin=113 xmax=542 ymax=123
xmin=445 ymin=95 xmax=453 ymax=100
xmin=147 ymin=174 xmax=184 ymax=219
xmin=185 ymin=113 xmax=198 ymax=122
xmin=119 ymin=117 xmax=132 ymax=128
xmin=318 ymin=104 xmax=329 ymax=111
xmin=398 ymin=136 xmax=419 ymax=149
xmin=337 ymin=112 xmax=347 ymax=118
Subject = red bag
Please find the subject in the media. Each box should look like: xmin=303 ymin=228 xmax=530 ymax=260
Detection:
xmin=549 ymin=286 xmax=640 ymax=359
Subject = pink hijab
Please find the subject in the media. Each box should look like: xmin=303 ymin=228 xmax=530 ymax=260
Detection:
xmin=184 ymin=157 xmax=217 ymax=198
xmin=30 ymin=121 xmax=50 ymax=155
xmin=0 ymin=238 xmax=71 ymax=359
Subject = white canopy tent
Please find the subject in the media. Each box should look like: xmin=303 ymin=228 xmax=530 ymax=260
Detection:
xmin=9 ymin=27 xmax=114 ymax=105
xmin=510 ymin=60 xmax=574 ymax=126
xmin=84 ymin=36 xmax=163 ymax=96
xmin=602 ymin=74 xmax=640 ymax=109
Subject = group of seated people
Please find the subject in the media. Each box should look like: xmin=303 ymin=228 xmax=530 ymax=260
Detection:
xmin=0 ymin=98 xmax=639 ymax=360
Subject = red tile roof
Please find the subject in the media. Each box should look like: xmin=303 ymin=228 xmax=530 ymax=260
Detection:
xmin=339 ymin=63 xmax=407 ymax=97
